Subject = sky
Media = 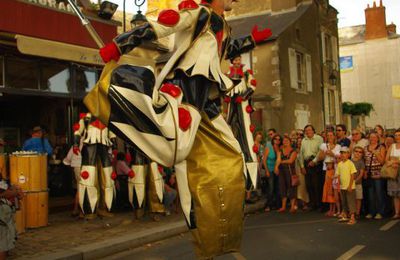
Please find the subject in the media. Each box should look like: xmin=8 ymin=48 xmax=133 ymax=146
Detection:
xmin=106 ymin=0 xmax=400 ymax=28
xmin=328 ymin=0 xmax=400 ymax=28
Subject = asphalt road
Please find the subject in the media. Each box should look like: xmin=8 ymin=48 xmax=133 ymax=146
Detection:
xmin=105 ymin=210 xmax=400 ymax=260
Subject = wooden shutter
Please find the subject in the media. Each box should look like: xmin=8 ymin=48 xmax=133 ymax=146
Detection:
xmin=306 ymin=54 xmax=312 ymax=92
xmin=334 ymin=89 xmax=341 ymax=123
xmin=331 ymin=36 xmax=338 ymax=70
xmin=321 ymin=31 xmax=326 ymax=64
xmin=288 ymin=48 xmax=298 ymax=89
xmin=323 ymin=87 xmax=330 ymax=124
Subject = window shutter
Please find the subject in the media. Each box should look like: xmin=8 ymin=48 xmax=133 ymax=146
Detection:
xmin=331 ymin=36 xmax=338 ymax=70
xmin=288 ymin=48 xmax=298 ymax=89
xmin=306 ymin=54 xmax=312 ymax=92
xmin=334 ymin=89 xmax=340 ymax=123
xmin=323 ymin=87 xmax=330 ymax=124
xmin=321 ymin=31 xmax=326 ymax=64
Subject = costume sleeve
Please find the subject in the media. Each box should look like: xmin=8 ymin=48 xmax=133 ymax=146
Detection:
xmin=114 ymin=8 xmax=197 ymax=55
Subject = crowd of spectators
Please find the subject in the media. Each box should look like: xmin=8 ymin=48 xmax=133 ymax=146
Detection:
xmin=253 ymin=124 xmax=400 ymax=225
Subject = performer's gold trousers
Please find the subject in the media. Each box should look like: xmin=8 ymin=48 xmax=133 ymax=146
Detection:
xmin=186 ymin=117 xmax=245 ymax=259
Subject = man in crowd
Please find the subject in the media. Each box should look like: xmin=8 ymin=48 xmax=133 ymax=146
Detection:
xmin=267 ymin=128 xmax=277 ymax=143
xmin=300 ymin=125 xmax=324 ymax=210
xmin=22 ymin=126 xmax=53 ymax=155
xmin=336 ymin=124 xmax=351 ymax=147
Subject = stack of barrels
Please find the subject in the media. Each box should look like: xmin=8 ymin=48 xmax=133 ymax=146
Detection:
xmin=9 ymin=153 xmax=48 ymax=233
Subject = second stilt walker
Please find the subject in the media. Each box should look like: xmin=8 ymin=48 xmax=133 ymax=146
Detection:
xmin=73 ymin=113 xmax=117 ymax=218
xmin=85 ymin=0 xmax=271 ymax=258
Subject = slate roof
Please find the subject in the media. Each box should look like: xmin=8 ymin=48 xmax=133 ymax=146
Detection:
xmin=227 ymin=3 xmax=312 ymax=41
xmin=338 ymin=25 xmax=366 ymax=46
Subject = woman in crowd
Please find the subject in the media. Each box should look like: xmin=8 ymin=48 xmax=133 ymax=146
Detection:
xmin=275 ymin=136 xmax=298 ymax=213
xmin=364 ymin=132 xmax=386 ymax=219
xmin=386 ymin=129 xmax=400 ymax=219
xmin=318 ymin=130 xmax=341 ymax=214
xmin=295 ymin=137 xmax=310 ymax=210
xmin=263 ymin=134 xmax=282 ymax=212
xmin=374 ymin=125 xmax=386 ymax=145
xmin=254 ymin=132 xmax=265 ymax=190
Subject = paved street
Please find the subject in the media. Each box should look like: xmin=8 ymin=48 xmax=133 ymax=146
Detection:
xmin=105 ymin=211 xmax=400 ymax=260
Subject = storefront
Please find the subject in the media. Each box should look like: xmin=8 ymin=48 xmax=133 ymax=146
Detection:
xmin=0 ymin=0 xmax=119 ymax=200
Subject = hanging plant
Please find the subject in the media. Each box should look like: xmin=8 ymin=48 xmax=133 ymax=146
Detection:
xmin=342 ymin=102 xmax=374 ymax=116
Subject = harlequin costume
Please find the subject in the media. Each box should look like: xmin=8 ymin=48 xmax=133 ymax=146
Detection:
xmin=225 ymin=59 xmax=260 ymax=193
xmin=84 ymin=0 xmax=271 ymax=257
xmin=73 ymin=113 xmax=117 ymax=217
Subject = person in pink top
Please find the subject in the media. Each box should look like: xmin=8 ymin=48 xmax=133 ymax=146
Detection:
xmin=115 ymin=152 xmax=135 ymax=209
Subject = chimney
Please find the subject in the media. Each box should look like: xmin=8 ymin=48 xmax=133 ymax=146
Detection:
xmin=387 ymin=22 xmax=397 ymax=35
xmin=365 ymin=0 xmax=388 ymax=40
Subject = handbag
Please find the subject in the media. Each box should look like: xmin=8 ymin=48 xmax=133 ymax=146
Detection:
xmin=381 ymin=163 xmax=399 ymax=180
xmin=288 ymin=164 xmax=299 ymax=186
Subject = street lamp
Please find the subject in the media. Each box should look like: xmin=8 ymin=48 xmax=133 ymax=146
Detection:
xmin=324 ymin=60 xmax=338 ymax=86
xmin=123 ymin=0 xmax=147 ymax=32
xmin=131 ymin=0 xmax=147 ymax=27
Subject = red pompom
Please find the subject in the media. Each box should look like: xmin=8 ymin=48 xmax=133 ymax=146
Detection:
xmin=111 ymin=171 xmax=117 ymax=180
xmin=158 ymin=9 xmax=180 ymax=26
xmin=250 ymin=124 xmax=256 ymax=133
xmin=251 ymin=25 xmax=272 ymax=44
xmin=81 ymin=171 xmax=89 ymax=180
xmin=247 ymin=69 xmax=254 ymax=75
xmin=179 ymin=0 xmax=199 ymax=10
xmin=178 ymin=107 xmax=192 ymax=131
xmin=235 ymin=96 xmax=243 ymax=104
xmin=160 ymin=83 xmax=182 ymax=98
xmin=250 ymin=79 xmax=257 ymax=87
xmin=73 ymin=123 xmax=80 ymax=132
xmin=128 ymin=170 xmax=135 ymax=178
xmin=224 ymin=96 xmax=231 ymax=103
xmin=99 ymin=42 xmax=121 ymax=63
xmin=246 ymin=105 xmax=253 ymax=113
xmin=252 ymin=144 xmax=259 ymax=154
xmin=79 ymin=113 xmax=86 ymax=119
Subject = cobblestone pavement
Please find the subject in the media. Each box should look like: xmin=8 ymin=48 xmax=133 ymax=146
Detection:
xmin=9 ymin=210 xmax=182 ymax=259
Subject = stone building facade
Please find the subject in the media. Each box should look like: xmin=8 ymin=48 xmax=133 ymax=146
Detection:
xmin=339 ymin=0 xmax=400 ymax=129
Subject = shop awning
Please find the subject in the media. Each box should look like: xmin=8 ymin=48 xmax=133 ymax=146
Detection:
xmin=15 ymin=35 xmax=104 ymax=66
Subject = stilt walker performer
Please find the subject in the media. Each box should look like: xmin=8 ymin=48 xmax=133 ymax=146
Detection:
xmin=84 ymin=0 xmax=271 ymax=257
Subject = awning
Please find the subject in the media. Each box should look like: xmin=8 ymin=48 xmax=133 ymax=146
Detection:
xmin=15 ymin=34 xmax=104 ymax=66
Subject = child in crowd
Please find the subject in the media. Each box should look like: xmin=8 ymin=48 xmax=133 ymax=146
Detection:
xmin=351 ymin=146 xmax=366 ymax=219
xmin=322 ymin=158 xmax=336 ymax=216
xmin=336 ymin=147 xmax=357 ymax=225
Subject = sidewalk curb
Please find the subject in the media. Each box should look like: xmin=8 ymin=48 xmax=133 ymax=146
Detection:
xmin=30 ymin=199 xmax=265 ymax=260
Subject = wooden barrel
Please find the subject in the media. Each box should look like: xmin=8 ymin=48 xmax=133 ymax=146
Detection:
xmin=0 ymin=154 xmax=6 ymax=180
xmin=9 ymin=154 xmax=47 ymax=191
xmin=25 ymin=190 xmax=48 ymax=228
xmin=14 ymin=198 xmax=26 ymax=234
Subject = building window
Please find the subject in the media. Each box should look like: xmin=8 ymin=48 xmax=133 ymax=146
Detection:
xmin=296 ymin=51 xmax=306 ymax=91
xmin=289 ymin=48 xmax=313 ymax=92
xmin=40 ymin=62 xmax=71 ymax=93
xmin=6 ymin=56 xmax=39 ymax=90
xmin=295 ymin=28 xmax=301 ymax=41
